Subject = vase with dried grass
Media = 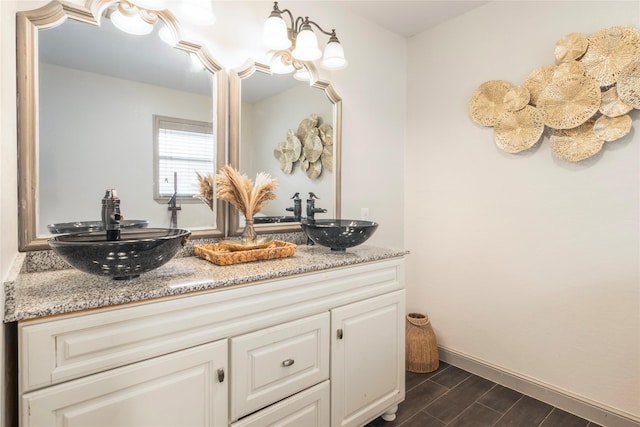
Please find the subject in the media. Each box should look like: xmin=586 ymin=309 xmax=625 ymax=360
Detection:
xmin=406 ymin=312 xmax=439 ymax=373
xmin=214 ymin=165 xmax=278 ymax=245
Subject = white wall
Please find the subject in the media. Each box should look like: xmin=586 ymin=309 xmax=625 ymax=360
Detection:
xmin=405 ymin=1 xmax=639 ymax=423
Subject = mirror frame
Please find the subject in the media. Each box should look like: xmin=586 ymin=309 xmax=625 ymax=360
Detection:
xmin=17 ymin=0 xmax=227 ymax=251
xmin=228 ymin=62 xmax=342 ymax=235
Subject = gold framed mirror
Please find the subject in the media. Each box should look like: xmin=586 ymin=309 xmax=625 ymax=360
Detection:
xmin=228 ymin=62 xmax=342 ymax=235
xmin=17 ymin=0 xmax=226 ymax=251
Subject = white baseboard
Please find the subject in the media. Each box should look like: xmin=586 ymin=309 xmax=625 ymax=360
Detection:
xmin=438 ymin=346 xmax=640 ymax=427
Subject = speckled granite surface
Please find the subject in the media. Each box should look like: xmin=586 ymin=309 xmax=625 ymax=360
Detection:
xmin=4 ymin=244 xmax=407 ymax=322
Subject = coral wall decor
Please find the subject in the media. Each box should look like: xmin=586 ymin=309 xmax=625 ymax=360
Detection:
xmin=469 ymin=26 xmax=640 ymax=162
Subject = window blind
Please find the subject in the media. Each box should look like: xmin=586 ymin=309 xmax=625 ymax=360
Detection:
xmin=155 ymin=116 xmax=214 ymax=199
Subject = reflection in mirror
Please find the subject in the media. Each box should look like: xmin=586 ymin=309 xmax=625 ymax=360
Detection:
xmin=229 ymin=63 xmax=341 ymax=236
xmin=17 ymin=1 xmax=225 ymax=250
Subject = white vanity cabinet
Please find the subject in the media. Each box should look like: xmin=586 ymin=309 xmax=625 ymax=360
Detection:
xmin=18 ymin=258 xmax=405 ymax=427
xmin=21 ymin=340 xmax=229 ymax=426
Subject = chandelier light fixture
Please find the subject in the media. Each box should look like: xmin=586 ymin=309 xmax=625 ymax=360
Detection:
xmin=263 ymin=1 xmax=348 ymax=76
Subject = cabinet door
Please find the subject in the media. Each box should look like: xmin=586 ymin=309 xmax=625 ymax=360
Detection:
xmin=331 ymin=290 xmax=405 ymax=427
xmin=22 ymin=340 xmax=228 ymax=427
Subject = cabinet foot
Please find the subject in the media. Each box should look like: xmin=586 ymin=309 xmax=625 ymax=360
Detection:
xmin=381 ymin=405 xmax=398 ymax=421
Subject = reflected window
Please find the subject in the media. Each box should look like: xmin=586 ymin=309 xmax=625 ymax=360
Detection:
xmin=154 ymin=115 xmax=214 ymax=200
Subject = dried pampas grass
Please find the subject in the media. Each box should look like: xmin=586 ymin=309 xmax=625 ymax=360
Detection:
xmin=215 ymin=165 xmax=278 ymax=219
xmin=195 ymin=171 xmax=215 ymax=210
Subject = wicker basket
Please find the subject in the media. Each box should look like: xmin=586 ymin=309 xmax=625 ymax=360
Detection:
xmin=194 ymin=241 xmax=296 ymax=266
xmin=405 ymin=313 xmax=439 ymax=373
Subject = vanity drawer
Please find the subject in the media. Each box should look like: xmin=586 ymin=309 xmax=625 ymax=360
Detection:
xmin=232 ymin=380 xmax=330 ymax=427
xmin=230 ymin=312 xmax=330 ymax=421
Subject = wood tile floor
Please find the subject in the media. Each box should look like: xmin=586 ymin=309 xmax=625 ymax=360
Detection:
xmin=366 ymin=362 xmax=602 ymax=427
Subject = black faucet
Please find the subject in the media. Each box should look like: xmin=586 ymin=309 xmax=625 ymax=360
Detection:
xmin=286 ymin=192 xmax=302 ymax=221
xmin=101 ymin=189 xmax=122 ymax=241
xmin=168 ymin=172 xmax=181 ymax=228
xmin=305 ymin=192 xmax=327 ymax=245
xmin=306 ymin=192 xmax=327 ymax=221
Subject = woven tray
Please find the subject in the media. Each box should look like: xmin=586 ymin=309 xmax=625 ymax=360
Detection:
xmin=194 ymin=240 xmax=297 ymax=266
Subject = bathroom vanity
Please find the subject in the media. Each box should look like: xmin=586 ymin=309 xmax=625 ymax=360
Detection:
xmin=5 ymin=245 xmax=406 ymax=427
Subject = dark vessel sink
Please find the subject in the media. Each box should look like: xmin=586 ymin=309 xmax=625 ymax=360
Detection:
xmin=300 ymin=219 xmax=378 ymax=251
xmin=47 ymin=219 xmax=149 ymax=234
xmin=48 ymin=228 xmax=191 ymax=279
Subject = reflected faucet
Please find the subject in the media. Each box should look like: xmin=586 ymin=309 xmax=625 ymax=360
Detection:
xmin=286 ymin=192 xmax=302 ymax=221
xmin=306 ymin=192 xmax=327 ymax=221
xmin=168 ymin=172 xmax=181 ymax=228
xmin=101 ymin=189 xmax=122 ymax=241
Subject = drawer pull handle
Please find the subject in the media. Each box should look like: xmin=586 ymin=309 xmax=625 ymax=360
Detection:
xmin=282 ymin=359 xmax=295 ymax=367
xmin=337 ymin=329 xmax=343 ymax=339
xmin=217 ymin=368 xmax=225 ymax=383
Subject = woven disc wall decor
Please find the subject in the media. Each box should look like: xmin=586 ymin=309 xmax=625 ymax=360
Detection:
xmin=318 ymin=123 xmax=333 ymax=146
xmin=593 ymin=114 xmax=632 ymax=142
xmin=503 ymin=86 xmax=530 ymax=112
xmin=469 ymin=25 xmax=638 ymax=164
xmin=536 ymin=75 xmax=601 ymax=129
xmin=273 ymin=130 xmax=302 ymax=174
xmin=303 ymin=128 xmax=323 ymax=163
xmin=524 ymin=64 xmax=557 ymax=106
xmin=494 ymin=106 xmax=545 ymax=153
xmin=297 ymin=114 xmax=318 ymax=141
xmin=306 ymin=160 xmax=322 ymax=179
xmin=617 ymin=59 xmax=640 ymax=109
xmin=554 ymin=32 xmax=589 ymax=63
xmin=321 ymin=145 xmax=333 ymax=172
xmin=599 ymin=86 xmax=633 ymax=117
xmin=469 ymin=80 xmax=513 ymax=126
xmin=552 ymin=61 xmax=586 ymax=80
xmin=550 ymin=118 xmax=604 ymax=162
xmin=580 ymin=26 xmax=640 ymax=87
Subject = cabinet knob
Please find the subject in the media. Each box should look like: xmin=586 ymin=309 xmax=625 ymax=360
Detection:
xmin=217 ymin=368 xmax=225 ymax=383
xmin=282 ymin=358 xmax=295 ymax=367
xmin=337 ymin=329 xmax=343 ymax=339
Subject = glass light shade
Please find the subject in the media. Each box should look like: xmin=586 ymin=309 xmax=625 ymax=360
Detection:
xmin=292 ymin=28 xmax=321 ymax=61
xmin=263 ymin=15 xmax=291 ymax=50
xmin=293 ymin=67 xmax=310 ymax=81
xmin=111 ymin=8 xmax=154 ymax=35
xmin=321 ymin=40 xmax=348 ymax=70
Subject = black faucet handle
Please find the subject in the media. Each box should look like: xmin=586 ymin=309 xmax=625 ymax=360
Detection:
xmin=308 ymin=192 xmax=320 ymax=200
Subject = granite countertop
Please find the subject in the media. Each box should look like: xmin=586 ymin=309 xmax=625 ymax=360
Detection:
xmin=4 ymin=245 xmax=407 ymax=322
